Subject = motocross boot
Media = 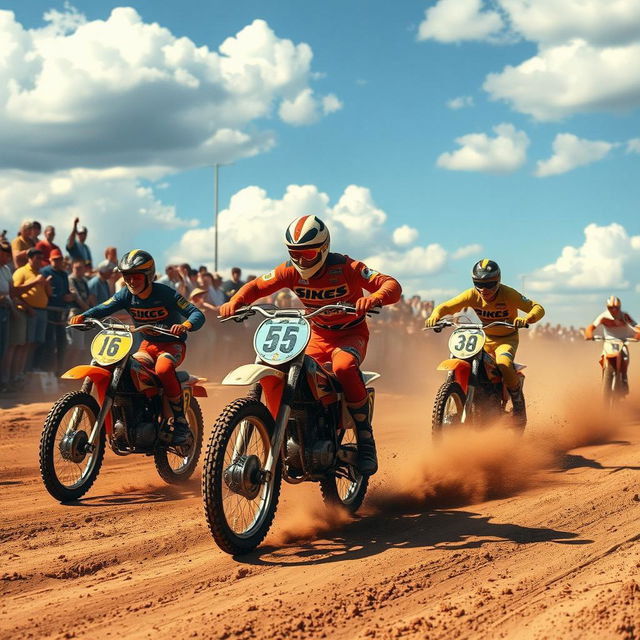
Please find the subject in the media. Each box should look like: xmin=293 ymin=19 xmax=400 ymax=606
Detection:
xmin=508 ymin=382 xmax=527 ymax=428
xmin=348 ymin=398 xmax=378 ymax=476
xmin=167 ymin=395 xmax=193 ymax=447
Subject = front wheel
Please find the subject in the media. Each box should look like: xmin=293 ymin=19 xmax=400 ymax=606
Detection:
xmin=202 ymin=398 xmax=281 ymax=555
xmin=154 ymin=397 xmax=204 ymax=484
xmin=39 ymin=391 xmax=105 ymax=502
xmin=602 ymin=363 xmax=621 ymax=410
xmin=320 ymin=428 xmax=368 ymax=514
xmin=432 ymin=380 xmax=466 ymax=442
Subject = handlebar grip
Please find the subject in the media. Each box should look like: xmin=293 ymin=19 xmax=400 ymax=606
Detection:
xmin=433 ymin=326 xmax=443 ymax=333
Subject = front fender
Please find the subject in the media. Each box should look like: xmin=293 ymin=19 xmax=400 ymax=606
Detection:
xmin=437 ymin=358 xmax=471 ymax=393
xmin=222 ymin=364 xmax=285 ymax=386
xmin=222 ymin=364 xmax=286 ymax=420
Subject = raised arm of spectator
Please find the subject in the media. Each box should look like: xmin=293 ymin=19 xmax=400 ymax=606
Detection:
xmin=66 ymin=217 xmax=79 ymax=251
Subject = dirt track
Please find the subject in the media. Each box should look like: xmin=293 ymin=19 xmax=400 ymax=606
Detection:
xmin=1 ymin=338 xmax=639 ymax=640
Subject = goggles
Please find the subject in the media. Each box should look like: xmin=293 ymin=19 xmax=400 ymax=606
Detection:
xmin=123 ymin=272 xmax=145 ymax=282
xmin=288 ymin=247 xmax=322 ymax=260
xmin=473 ymin=279 xmax=499 ymax=290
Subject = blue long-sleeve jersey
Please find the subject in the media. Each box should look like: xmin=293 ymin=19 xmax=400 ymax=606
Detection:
xmin=82 ymin=283 xmax=205 ymax=343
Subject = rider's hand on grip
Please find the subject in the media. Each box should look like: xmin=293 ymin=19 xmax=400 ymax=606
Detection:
xmin=424 ymin=316 xmax=439 ymax=329
xmin=219 ymin=300 xmax=240 ymax=318
xmin=513 ymin=317 xmax=529 ymax=329
xmin=69 ymin=314 xmax=85 ymax=325
xmin=169 ymin=323 xmax=188 ymax=336
xmin=355 ymin=296 xmax=379 ymax=314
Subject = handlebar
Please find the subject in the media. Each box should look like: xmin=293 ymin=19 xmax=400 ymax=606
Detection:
xmin=67 ymin=317 xmax=180 ymax=339
xmin=218 ymin=302 xmax=381 ymax=323
xmin=423 ymin=319 xmax=528 ymax=333
xmin=590 ymin=336 xmax=639 ymax=343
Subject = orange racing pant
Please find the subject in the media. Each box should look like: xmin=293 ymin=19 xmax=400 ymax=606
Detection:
xmin=305 ymin=324 xmax=369 ymax=404
xmin=132 ymin=340 xmax=186 ymax=398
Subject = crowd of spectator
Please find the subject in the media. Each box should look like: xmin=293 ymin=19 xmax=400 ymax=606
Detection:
xmin=0 ymin=217 xmax=587 ymax=395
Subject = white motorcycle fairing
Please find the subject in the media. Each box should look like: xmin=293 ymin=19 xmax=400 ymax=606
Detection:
xmin=222 ymin=364 xmax=286 ymax=386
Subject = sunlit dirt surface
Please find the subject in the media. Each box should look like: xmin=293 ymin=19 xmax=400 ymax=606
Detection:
xmin=1 ymin=337 xmax=639 ymax=639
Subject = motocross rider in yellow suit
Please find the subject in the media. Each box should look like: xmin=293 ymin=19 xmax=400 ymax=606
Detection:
xmin=425 ymin=259 xmax=545 ymax=423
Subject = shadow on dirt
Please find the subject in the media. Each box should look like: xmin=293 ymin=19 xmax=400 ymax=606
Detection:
xmin=63 ymin=479 xmax=201 ymax=506
xmin=240 ymin=509 xmax=591 ymax=567
xmin=557 ymin=453 xmax=640 ymax=474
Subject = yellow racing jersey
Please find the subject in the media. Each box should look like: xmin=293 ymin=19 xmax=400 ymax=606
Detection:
xmin=431 ymin=285 xmax=545 ymax=337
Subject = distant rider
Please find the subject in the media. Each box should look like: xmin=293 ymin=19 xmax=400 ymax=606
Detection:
xmin=424 ymin=259 xmax=545 ymax=424
xmin=584 ymin=296 xmax=640 ymax=393
xmin=70 ymin=250 xmax=205 ymax=446
xmin=219 ymin=215 xmax=402 ymax=475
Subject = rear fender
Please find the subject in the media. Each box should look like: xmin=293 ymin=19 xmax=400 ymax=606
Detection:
xmin=437 ymin=359 xmax=471 ymax=393
xmin=222 ymin=364 xmax=286 ymax=419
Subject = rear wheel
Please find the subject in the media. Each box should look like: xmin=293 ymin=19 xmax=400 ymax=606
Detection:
xmin=432 ymin=380 xmax=466 ymax=442
xmin=39 ymin=391 xmax=105 ymax=502
xmin=320 ymin=428 xmax=368 ymax=514
xmin=154 ymin=397 xmax=204 ymax=484
xmin=202 ymin=398 xmax=281 ymax=555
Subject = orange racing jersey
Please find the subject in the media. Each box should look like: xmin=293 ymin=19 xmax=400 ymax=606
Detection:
xmin=230 ymin=253 xmax=402 ymax=330
xmin=431 ymin=285 xmax=545 ymax=337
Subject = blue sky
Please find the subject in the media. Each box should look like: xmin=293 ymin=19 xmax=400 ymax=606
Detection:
xmin=1 ymin=1 xmax=639 ymax=324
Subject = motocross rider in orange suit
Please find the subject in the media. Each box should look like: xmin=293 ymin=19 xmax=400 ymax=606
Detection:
xmin=219 ymin=215 xmax=402 ymax=475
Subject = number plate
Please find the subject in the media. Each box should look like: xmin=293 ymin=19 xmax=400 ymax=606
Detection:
xmin=90 ymin=329 xmax=134 ymax=366
xmin=448 ymin=328 xmax=486 ymax=359
xmin=253 ymin=318 xmax=311 ymax=364
xmin=604 ymin=340 xmax=622 ymax=355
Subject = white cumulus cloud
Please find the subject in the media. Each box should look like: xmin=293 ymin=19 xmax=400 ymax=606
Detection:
xmin=500 ymin=0 xmax=640 ymax=47
xmin=0 ymin=169 xmax=197 ymax=260
xmin=437 ymin=123 xmax=529 ymax=173
xmin=168 ymin=184 xmax=451 ymax=279
xmin=417 ymin=0 xmax=504 ymax=43
xmin=528 ymin=223 xmax=640 ymax=292
xmin=392 ymin=225 xmax=419 ymax=247
xmin=364 ymin=245 xmax=448 ymax=278
xmin=452 ymin=243 xmax=483 ymax=259
xmin=0 ymin=8 xmax=339 ymax=173
xmin=484 ymin=39 xmax=640 ymax=121
xmin=627 ymin=138 xmax=640 ymax=153
xmin=447 ymin=96 xmax=475 ymax=110
xmin=535 ymin=133 xmax=614 ymax=176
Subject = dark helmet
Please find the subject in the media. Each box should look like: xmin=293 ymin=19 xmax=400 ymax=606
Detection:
xmin=472 ymin=259 xmax=501 ymax=289
xmin=117 ymin=249 xmax=156 ymax=287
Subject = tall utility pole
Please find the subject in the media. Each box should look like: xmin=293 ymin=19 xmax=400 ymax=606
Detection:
xmin=214 ymin=164 xmax=219 ymax=272
xmin=213 ymin=162 xmax=233 ymax=273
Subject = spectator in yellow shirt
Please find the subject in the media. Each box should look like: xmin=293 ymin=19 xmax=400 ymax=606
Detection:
xmin=12 ymin=247 xmax=51 ymax=372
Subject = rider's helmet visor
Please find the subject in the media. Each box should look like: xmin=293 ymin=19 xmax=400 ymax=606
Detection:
xmin=288 ymin=241 xmax=327 ymax=268
xmin=473 ymin=279 xmax=499 ymax=291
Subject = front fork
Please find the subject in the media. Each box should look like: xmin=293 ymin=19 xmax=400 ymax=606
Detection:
xmin=263 ymin=362 xmax=301 ymax=475
xmin=461 ymin=358 xmax=479 ymax=424
xmin=85 ymin=366 xmax=123 ymax=451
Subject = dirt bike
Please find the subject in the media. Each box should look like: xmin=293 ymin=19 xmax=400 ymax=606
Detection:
xmin=425 ymin=319 xmax=528 ymax=438
xmin=591 ymin=336 xmax=638 ymax=408
xmin=202 ymin=302 xmax=380 ymax=555
xmin=39 ymin=317 xmax=207 ymax=502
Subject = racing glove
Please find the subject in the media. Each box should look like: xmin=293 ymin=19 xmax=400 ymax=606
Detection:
xmin=69 ymin=314 xmax=85 ymax=325
xmin=424 ymin=315 xmax=440 ymax=328
xmin=218 ymin=299 xmax=241 ymax=318
xmin=513 ymin=317 xmax=529 ymax=329
xmin=355 ymin=296 xmax=380 ymax=314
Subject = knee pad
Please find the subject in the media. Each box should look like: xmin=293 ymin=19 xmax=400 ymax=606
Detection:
xmin=132 ymin=351 xmax=154 ymax=368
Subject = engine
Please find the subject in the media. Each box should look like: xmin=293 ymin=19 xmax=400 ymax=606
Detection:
xmin=285 ymin=406 xmax=336 ymax=475
xmin=112 ymin=392 xmax=158 ymax=451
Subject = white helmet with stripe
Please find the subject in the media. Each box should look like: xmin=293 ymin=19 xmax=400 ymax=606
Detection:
xmin=284 ymin=215 xmax=330 ymax=279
